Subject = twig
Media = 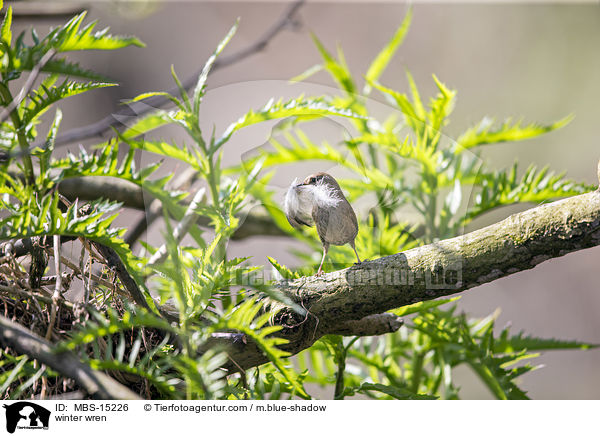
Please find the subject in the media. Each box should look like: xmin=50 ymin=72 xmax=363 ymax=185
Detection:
xmin=45 ymin=235 xmax=62 ymax=340
xmin=28 ymin=0 xmax=306 ymax=151
xmin=1 ymin=174 xmax=288 ymax=255
xmin=47 ymin=249 xmax=118 ymax=292
xmin=80 ymin=242 xmax=90 ymax=304
xmin=0 ymin=284 xmax=75 ymax=314
xmin=11 ymin=2 xmax=85 ymax=19
xmin=89 ymin=241 xmax=151 ymax=312
xmin=125 ymin=166 xmax=198 ymax=246
xmin=0 ymin=314 xmax=142 ymax=399
xmin=147 ymin=187 xmax=206 ymax=267
xmin=1 ymin=235 xmax=78 ymax=258
xmin=0 ymin=49 xmax=56 ymax=124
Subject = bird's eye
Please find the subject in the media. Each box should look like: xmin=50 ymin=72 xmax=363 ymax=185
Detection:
xmin=310 ymin=177 xmax=316 ymax=184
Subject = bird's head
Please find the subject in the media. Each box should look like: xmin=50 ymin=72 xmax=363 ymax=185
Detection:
xmin=301 ymin=172 xmax=341 ymax=190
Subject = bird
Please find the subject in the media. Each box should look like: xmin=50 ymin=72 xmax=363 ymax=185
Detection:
xmin=284 ymin=172 xmax=361 ymax=275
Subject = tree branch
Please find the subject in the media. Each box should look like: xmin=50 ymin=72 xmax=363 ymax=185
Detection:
xmin=32 ymin=0 xmax=305 ymax=150
xmin=0 ymin=315 xmax=142 ymax=400
xmin=0 ymin=49 xmax=56 ymax=124
xmin=214 ymin=189 xmax=600 ymax=370
xmin=57 ymin=176 xmax=288 ymax=241
xmin=329 ymin=313 xmax=404 ymax=336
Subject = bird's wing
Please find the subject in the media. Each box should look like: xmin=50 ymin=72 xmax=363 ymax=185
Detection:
xmin=284 ymin=182 xmax=314 ymax=229
xmin=286 ymin=212 xmax=312 ymax=229
xmin=312 ymin=205 xmax=329 ymax=244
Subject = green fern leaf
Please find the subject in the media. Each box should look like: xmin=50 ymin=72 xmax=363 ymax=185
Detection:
xmin=364 ymin=8 xmax=412 ymax=94
xmin=52 ymin=12 xmax=144 ymax=52
xmin=193 ymin=20 xmax=238 ymax=116
xmin=23 ymin=80 xmax=116 ymax=126
xmin=1 ymin=5 xmax=11 ymax=45
xmin=217 ymin=96 xmax=365 ymax=150
xmin=310 ymin=33 xmax=356 ymax=94
xmin=456 ymin=115 xmax=573 ymax=152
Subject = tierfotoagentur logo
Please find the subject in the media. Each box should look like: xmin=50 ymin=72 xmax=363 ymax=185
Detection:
xmin=2 ymin=402 xmax=50 ymax=433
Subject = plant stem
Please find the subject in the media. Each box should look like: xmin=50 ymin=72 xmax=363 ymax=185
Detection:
xmin=333 ymin=351 xmax=346 ymax=400
xmin=468 ymin=362 xmax=507 ymax=400
xmin=0 ymin=82 xmax=35 ymax=185
xmin=410 ymin=351 xmax=425 ymax=393
xmin=207 ymin=154 xmax=220 ymax=208
xmin=424 ymin=176 xmax=437 ymax=243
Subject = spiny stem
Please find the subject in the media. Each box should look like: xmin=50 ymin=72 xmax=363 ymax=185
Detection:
xmin=0 ymin=82 xmax=35 ymax=185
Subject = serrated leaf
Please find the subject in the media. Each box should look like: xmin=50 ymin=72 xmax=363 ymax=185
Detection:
xmin=289 ymin=64 xmax=323 ymax=83
xmin=364 ymin=8 xmax=412 ymax=94
xmin=193 ymin=20 xmax=238 ymax=116
xmin=23 ymin=80 xmax=117 ymax=126
xmin=267 ymin=257 xmax=300 ymax=280
xmin=37 ymin=108 xmax=62 ymax=178
xmin=311 ymin=33 xmax=356 ymax=95
xmin=428 ymin=74 xmax=456 ymax=134
xmin=390 ymin=297 xmax=460 ymax=317
xmin=38 ymin=57 xmax=110 ymax=80
xmin=217 ymin=96 xmax=366 ymax=148
xmin=494 ymin=333 xmax=598 ymax=354
xmin=54 ymin=12 xmax=144 ymax=52
xmin=357 ymin=382 xmax=437 ymax=400
xmin=466 ymin=163 xmax=593 ymax=222
xmin=1 ymin=5 xmax=12 ymax=45
xmin=113 ymin=109 xmax=178 ymax=140
xmin=456 ymin=115 xmax=573 ymax=152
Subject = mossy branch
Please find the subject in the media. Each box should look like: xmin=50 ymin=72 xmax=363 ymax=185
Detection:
xmin=217 ymin=189 xmax=600 ymax=370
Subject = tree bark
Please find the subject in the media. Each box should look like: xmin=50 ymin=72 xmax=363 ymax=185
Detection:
xmin=217 ymin=189 xmax=600 ymax=370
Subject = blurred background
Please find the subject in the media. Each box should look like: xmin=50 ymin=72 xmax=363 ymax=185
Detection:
xmin=12 ymin=0 xmax=600 ymax=399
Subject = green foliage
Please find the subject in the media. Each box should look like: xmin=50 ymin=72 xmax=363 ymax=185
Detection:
xmin=455 ymin=116 xmax=573 ymax=151
xmin=22 ymin=78 xmax=116 ymax=127
xmin=297 ymin=301 xmax=596 ymax=400
xmin=0 ymin=9 xmax=335 ymax=400
xmin=0 ymin=6 xmax=594 ymax=401
xmin=243 ymin=8 xmax=596 ymax=399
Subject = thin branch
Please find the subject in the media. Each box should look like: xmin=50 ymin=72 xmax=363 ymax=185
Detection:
xmin=89 ymin=241 xmax=151 ymax=312
xmin=45 ymin=234 xmax=62 ymax=340
xmin=125 ymin=166 xmax=198 ymax=246
xmin=0 ymin=49 xmax=56 ymax=124
xmin=1 ymin=235 xmax=77 ymax=258
xmin=0 ymin=283 xmax=74 ymax=311
xmin=208 ymin=189 xmax=600 ymax=371
xmin=57 ymin=175 xmax=286 ymax=241
xmin=147 ymin=188 xmax=205 ymax=267
xmin=0 ymin=314 xmax=142 ymax=399
xmin=29 ymin=0 xmax=306 ymax=150
xmin=11 ymin=2 xmax=85 ymax=19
